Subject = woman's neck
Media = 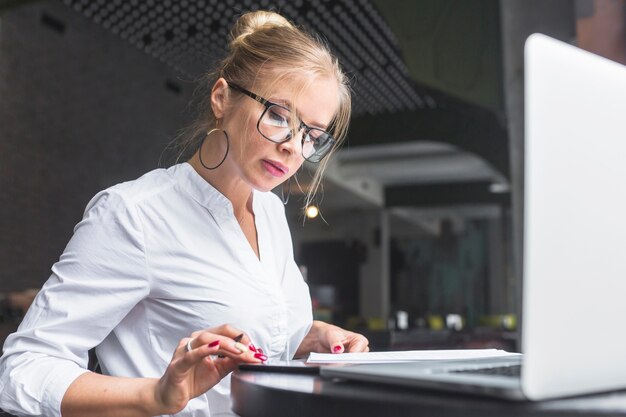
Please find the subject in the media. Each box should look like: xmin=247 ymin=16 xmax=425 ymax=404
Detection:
xmin=187 ymin=153 xmax=252 ymax=217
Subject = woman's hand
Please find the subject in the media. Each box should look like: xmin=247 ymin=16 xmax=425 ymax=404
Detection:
xmin=154 ymin=324 xmax=264 ymax=415
xmin=295 ymin=320 xmax=369 ymax=358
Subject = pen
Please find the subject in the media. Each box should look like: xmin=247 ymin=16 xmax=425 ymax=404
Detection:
xmin=218 ymin=333 xmax=244 ymax=358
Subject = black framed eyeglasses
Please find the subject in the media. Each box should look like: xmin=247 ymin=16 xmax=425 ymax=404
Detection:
xmin=227 ymin=82 xmax=336 ymax=163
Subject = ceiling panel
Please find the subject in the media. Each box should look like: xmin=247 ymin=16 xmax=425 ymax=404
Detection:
xmin=63 ymin=0 xmax=443 ymax=116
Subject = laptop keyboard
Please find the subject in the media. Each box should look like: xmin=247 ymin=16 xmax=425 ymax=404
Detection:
xmin=451 ymin=364 xmax=522 ymax=377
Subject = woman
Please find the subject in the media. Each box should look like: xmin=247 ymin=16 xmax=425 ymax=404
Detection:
xmin=0 ymin=10 xmax=368 ymax=417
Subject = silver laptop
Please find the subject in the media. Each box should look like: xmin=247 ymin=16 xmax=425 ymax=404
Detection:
xmin=321 ymin=33 xmax=626 ymax=401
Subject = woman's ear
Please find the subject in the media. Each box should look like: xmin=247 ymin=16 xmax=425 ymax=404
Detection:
xmin=211 ymin=78 xmax=229 ymax=119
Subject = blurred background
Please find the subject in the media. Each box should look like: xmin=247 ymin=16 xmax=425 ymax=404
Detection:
xmin=1 ymin=0 xmax=624 ymax=352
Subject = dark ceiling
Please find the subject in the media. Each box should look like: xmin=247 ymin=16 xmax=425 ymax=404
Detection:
xmin=62 ymin=0 xmax=441 ymax=116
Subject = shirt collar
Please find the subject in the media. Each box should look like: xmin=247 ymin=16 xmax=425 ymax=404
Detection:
xmin=169 ymin=162 xmax=235 ymax=216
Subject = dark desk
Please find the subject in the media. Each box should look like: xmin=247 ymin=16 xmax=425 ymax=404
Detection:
xmin=232 ymin=370 xmax=626 ymax=417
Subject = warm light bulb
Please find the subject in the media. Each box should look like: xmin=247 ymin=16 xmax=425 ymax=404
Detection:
xmin=305 ymin=205 xmax=319 ymax=219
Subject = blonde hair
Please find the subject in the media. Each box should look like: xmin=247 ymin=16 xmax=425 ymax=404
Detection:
xmin=174 ymin=10 xmax=351 ymax=208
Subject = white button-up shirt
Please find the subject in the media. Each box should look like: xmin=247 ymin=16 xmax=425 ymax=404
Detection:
xmin=0 ymin=163 xmax=313 ymax=417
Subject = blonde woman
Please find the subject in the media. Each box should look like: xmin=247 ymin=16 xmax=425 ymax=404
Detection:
xmin=0 ymin=10 xmax=368 ymax=417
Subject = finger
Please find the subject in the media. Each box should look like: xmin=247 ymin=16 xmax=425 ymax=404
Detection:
xmin=326 ymin=329 xmax=347 ymax=353
xmin=191 ymin=326 xmax=253 ymax=348
xmin=196 ymin=328 xmax=260 ymax=358
xmin=236 ymin=334 xmax=261 ymax=355
xmin=202 ymin=335 xmax=263 ymax=362
xmin=222 ymin=329 xmax=258 ymax=355
xmin=176 ymin=337 xmax=190 ymax=353
xmin=182 ymin=338 xmax=265 ymax=370
xmin=214 ymin=347 xmax=266 ymax=363
xmin=207 ymin=336 xmax=266 ymax=363
xmin=207 ymin=324 xmax=258 ymax=353
xmin=186 ymin=337 xmax=197 ymax=354
xmin=184 ymin=335 xmax=246 ymax=359
xmin=346 ymin=335 xmax=369 ymax=353
xmin=175 ymin=339 xmax=223 ymax=371
xmin=190 ymin=332 xmax=241 ymax=353
xmin=182 ymin=336 xmax=218 ymax=352
xmin=205 ymin=354 xmax=238 ymax=376
xmin=213 ymin=324 xmax=247 ymax=340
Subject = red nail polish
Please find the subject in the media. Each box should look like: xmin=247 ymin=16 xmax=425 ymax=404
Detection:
xmin=208 ymin=340 xmax=220 ymax=347
xmin=258 ymin=348 xmax=264 ymax=354
xmin=333 ymin=345 xmax=342 ymax=353
xmin=249 ymin=343 xmax=257 ymax=353
xmin=254 ymin=353 xmax=268 ymax=361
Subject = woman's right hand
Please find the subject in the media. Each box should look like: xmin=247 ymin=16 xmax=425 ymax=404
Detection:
xmin=154 ymin=324 xmax=265 ymax=415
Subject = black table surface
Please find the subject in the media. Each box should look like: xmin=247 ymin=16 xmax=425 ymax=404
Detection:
xmin=232 ymin=369 xmax=626 ymax=417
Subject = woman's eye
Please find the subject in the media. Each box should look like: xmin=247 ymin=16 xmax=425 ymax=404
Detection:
xmin=307 ymin=131 xmax=325 ymax=144
xmin=267 ymin=108 xmax=289 ymax=126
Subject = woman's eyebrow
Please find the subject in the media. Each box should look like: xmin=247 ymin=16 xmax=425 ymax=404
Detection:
xmin=308 ymin=120 xmax=329 ymax=130
xmin=301 ymin=114 xmax=329 ymax=130
xmin=270 ymin=97 xmax=293 ymax=108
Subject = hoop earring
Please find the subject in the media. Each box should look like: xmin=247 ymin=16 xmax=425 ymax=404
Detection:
xmin=198 ymin=128 xmax=229 ymax=170
xmin=281 ymin=177 xmax=291 ymax=205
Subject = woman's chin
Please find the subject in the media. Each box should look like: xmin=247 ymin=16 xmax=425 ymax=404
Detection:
xmin=248 ymin=180 xmax=278 ymax=194
xmin=248 ymin=175 xmax=285 ymax=193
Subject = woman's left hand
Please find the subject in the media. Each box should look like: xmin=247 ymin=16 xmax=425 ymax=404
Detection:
xmin=295 ymin=320 xmax=369 ymax=357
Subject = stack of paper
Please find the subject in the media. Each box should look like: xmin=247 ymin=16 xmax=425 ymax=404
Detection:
xmin=308 ymin=349 xmax=520 ymax=364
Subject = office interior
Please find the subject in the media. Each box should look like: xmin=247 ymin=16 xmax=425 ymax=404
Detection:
xmin=0 ymin=0 xmax=624 ymax=354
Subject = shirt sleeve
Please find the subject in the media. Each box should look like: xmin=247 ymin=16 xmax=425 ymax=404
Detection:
xmin=0 ymin=190 xmax=151 ymax=417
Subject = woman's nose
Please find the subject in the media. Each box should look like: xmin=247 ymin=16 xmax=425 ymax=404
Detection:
xmin=278 ymin=128 xmax=304 ymax=155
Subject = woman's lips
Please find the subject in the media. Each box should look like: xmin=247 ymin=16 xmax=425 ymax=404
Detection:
xmin=262 ymin=160 xmax=289 ymax=177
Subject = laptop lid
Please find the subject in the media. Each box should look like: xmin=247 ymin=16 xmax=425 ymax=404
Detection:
xmin=521 ymin=33 xmax=626 ymax=400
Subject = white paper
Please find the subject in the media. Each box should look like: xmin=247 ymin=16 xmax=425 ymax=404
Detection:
xmin=307 ymin=349 xmax=521 ymax=364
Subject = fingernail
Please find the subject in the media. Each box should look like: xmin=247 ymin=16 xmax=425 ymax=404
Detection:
xmin=258 ymin=348 xmax=264 ymax=354
xmin=333 ymin=345 xmax=342 ymax=353
xmin=208 ymin=340 xmax=220 ymax=348
xmin=249 ymin=343 xmax=257 ymax=353
xmin=235 ymin=342 xmax=246 ymax=353
xmin=254 ymin=353 xmax=268 ymax=361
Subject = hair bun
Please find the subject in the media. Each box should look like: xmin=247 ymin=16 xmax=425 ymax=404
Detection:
xmin=230 ymin=10 xmax=293 ymax=46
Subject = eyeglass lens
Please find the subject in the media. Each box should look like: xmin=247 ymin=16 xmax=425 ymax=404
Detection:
xmin=259 ymin=104 xmax=334 ymax=162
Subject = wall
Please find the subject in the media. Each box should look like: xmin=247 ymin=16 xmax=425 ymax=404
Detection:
xmin=499 ymin=0 xmax=576 ymax=321
xmin=0 ymin=1 xmax=190 ymax=291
